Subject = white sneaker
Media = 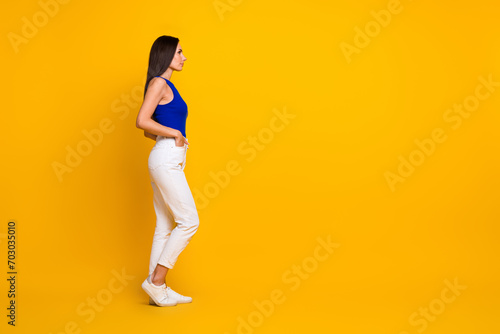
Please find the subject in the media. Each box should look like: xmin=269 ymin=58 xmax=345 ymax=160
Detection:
xmin=166 ymin=286 xmax=193 ymax=303
xmin=142 ymin=275 xmax=177 ymax=307
xmin=149 ymin=286 xmax=193 ymax=304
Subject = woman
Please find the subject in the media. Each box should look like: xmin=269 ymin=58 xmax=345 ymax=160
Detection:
xmin=136 ymin=35 xmax=199 ymax=307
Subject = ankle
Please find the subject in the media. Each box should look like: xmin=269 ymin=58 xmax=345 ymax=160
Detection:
xmin=150 ymin=275 xmax=164 ymax=286
xmin=152 ymin=279 xmax=164 ymax=286
xmin=150 ymin=270 xmax=167 ymax=286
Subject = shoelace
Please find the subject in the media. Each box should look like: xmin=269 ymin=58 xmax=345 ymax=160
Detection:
xmin=160 ymin=286 xmax=171 ymax=302
xmin=166 ymin=287 xmax=179 ymax=299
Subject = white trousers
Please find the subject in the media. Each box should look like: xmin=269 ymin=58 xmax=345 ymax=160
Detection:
xmin=147 ymin=135 xmax=199 ymax=273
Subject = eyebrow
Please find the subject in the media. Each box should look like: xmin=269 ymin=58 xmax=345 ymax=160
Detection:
xmin=178 ymin=49 xmax=182 ymax=52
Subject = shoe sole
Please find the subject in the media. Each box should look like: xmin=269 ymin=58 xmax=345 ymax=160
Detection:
xmin=149 ymin=296 xmax=192 ymax=305
xmin=142 ymin=279 xmax=177 ymax=307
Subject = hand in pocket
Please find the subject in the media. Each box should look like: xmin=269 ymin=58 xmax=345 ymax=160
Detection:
xmin=175 ymin=136 xmax=189 ymax=147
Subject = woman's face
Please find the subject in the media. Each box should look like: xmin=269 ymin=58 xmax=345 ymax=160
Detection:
xmin=169 ymin=43 xmax=187 ymax=71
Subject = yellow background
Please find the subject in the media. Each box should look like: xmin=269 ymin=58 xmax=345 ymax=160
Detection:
xmin=1 ymin=0 xmax=499 ymax=333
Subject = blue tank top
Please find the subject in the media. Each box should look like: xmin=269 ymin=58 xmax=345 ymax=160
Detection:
xmin=150 ymin=76 xmax=188 ymax=137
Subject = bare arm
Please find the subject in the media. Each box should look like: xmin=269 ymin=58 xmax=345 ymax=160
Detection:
xmin=144 ymin=130 xmax=157 ymax=141
xmin=136 ymin=78 xmax=187 ymax=145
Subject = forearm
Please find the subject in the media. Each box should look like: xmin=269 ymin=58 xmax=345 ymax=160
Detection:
xmin=136 ymin=119 xmax=181 ymax=139
xmin=144 ymin=130 xmax=157 ymax=141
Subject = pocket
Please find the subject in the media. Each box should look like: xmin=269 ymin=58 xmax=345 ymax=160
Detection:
xmin=169 ymin=144 xmax=186 ymax=170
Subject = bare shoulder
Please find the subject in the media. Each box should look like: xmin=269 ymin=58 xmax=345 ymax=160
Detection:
xmin=148 ymin=77 xmax=174 ymax=103
xmin=148 ymin=77 xmax=168 ymax=91
xmin=144 ymin=77 xmax=166 ymax=99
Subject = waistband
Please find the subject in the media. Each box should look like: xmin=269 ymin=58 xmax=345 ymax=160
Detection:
xmin=156 ymin=135 xmax=189 ymax=148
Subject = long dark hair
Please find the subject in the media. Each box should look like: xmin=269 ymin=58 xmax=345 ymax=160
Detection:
xmin=144 ymin=35 xmax=179 ymax=98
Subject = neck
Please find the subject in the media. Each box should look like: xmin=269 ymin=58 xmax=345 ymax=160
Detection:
xmin=161 ymin=68 xmax=173 ymax=80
